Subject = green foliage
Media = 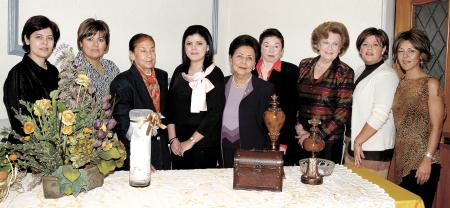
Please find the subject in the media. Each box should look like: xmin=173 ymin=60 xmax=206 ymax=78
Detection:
xmin=53 ymin=165 xmax=88 ymax=196
xmin=97 ymin=160 xmax=116 ymax=176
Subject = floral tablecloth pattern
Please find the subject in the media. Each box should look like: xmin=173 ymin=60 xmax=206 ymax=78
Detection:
xmin=1 ymin=165 xmax=394 ymax=208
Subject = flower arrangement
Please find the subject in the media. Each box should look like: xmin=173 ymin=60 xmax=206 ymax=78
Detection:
xmin=1 ymin=45 xmax=126 ymax=196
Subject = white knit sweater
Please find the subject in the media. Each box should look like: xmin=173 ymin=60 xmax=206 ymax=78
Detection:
xmin=351 ymin=63 xmax=399 ymax=151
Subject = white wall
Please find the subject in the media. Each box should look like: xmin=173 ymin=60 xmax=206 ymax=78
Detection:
xmin=0 ymin=0 xmax=394 ymax=122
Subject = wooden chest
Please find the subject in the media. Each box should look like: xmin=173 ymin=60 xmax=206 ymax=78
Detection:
xmin=233 ymin=149 xmax=283 ymax=192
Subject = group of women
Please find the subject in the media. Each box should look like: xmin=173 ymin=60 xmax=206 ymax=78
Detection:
xmin=3 ymin=15 xmax=445 ymax=207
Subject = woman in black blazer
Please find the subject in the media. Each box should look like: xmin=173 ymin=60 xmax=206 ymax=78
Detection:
xmin=110 ymin=33 xmax=170 ymax=170
xmin=253 ymin=28 xmax=300 ymax=165
xmin=221 ymin=35 xmax=275 ymax=168
xmin=167 ymin=25 xmax=225 ymax=169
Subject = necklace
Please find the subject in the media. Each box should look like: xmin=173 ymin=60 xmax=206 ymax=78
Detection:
xmin=232 ymin=75 xmax=251 ymax=88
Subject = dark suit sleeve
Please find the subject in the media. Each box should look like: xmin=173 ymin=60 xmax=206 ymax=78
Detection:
xmin=166 ymin=67 xmax=181 ymax=125
xmin=158 ymin=70 xmax=169 ymax=124
xmin=278 ymin=63 xmax=300 ymax=147
xmin=3 ymin=69 xmax=27 ymax=135
xmin=196 ymin=68 xmax=225 ymax=136
xmin=110 ymin=76 xmax=133 ymax=142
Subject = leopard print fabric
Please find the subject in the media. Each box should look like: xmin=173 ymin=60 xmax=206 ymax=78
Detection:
xmin=391 ymin=76 xmax=440 ymax=183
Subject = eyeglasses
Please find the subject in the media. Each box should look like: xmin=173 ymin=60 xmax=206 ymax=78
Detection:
xmin=397 ymin=48 xmax=418 ymax=57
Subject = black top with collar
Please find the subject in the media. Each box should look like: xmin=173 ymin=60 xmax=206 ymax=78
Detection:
xmin=3 ymin=54 xmax=59 ymax=135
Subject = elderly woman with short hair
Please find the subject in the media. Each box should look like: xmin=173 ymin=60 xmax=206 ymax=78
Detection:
xmin=296 ymin=21 xmax=354 ymax=164
xmin=221 ymin=35 xmax=274 ymax=168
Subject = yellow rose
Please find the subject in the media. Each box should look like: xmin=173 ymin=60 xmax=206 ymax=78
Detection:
xmin=23 ymin=136 xmax=31 ymax=141
xmin=83 ymin=128 xmax=92 ymax=134
xmin=62 ymin=125 xmax=73 ymax=135
xmin=23 ymin=121 xmax=35 ymax=134
xmin=61 ymin=110 xmax=76 ymax=126
xmin=75 ymin=74 xmax=90 ymax=87
xmin=33 ymin=99 xmax=52 ymax=117
xmin=9 ymin=154 xmax=17 ymax=161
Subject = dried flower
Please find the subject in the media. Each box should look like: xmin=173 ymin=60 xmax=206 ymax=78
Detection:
xmin=102 ymin=102 xmax=111 ymax=110
xmin=23 ymin=136 xmax=31 ymax=141
xmin=107 ymin=119 xmax=117 ymax=130
xmin=9 ymin=154 xmax=17 ymax=161
xmin=62 ymin=125 xmax=73 ymax=135
xmin=96 ymin=130 xmax=106 ymax=139
xmin=104 ymin=109 xmax=112 ymax=117
xmin=23 ymin=121 xmax=35 ymax=134
xmin=75 ymin=74 xmax=90 ymax=87
xmin=93 ymin=119 xmax=102 ymax=129
xmin=33 ymin=99 xmax=52 ymax=117
xmin=100 ymin=123 xmax=107 ymax=132
xmin=83 ymin=128 xmax=92 ymax=134
xmin=61 ymin=110 xmax=76 ymax=126
xmin=102 ymin=141 xmax=112 ymax=151
xmin=92 ymin=140 xmax=102 ymax=148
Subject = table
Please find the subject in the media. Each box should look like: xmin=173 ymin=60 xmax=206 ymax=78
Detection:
xmin=1 ymin=165 xmax=394 ymax=208
xmin=347 ymin=164 xmax=425 ymax=208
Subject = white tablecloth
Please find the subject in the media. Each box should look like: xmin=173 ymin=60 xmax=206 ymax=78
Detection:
xmin=1 ymin=165 xmax=394 ymax=208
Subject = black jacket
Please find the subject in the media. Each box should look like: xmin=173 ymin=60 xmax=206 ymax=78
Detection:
xmin=3 ymin=55 xmax=59 ymax=135
xmin=110 ymin=64 xmax=170 ymax=170
xmin=166 ymin=64 xmax=225 ymax=149
xmin=252 ymin=61 xmax=299 ymax=147
xmin=224 ymin=75 xmax=274 ymax=150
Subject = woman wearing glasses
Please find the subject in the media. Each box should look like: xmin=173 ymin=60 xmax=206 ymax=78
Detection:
xmin=388 ymin=29 xmax=444 ymax=208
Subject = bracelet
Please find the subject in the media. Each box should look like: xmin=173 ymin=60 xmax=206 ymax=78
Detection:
xmin=169 ymin=137 xmax=178 ymax=144
xmin=424 ymin=151 xmax=433 ymax=159
xmin=190 ymin=137 xmax=197 ymax=144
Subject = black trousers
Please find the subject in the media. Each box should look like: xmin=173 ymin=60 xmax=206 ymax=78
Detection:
xmin=220 ymin=139 xmax=241 ymax=168
xmin=399 ymin=163 xmax=441 ymax=208
xmin=171 ymin=146 xmax=218 ymax=169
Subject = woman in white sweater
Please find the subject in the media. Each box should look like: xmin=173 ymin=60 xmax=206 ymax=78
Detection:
xmin=345 ymin=28 xmax=399 ymax=178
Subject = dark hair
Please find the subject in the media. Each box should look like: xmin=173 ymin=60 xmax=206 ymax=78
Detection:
xmin=181 ymin=25 xmax=214 ymax=70
xmin=392 ymin=29 xmax=432 ymax=65
xmin=21 ymin=15 xmax=60 ymax=53
xmin=228 ymin=34 xmax=260 ymax=59
xmin=129 ymin=33 xmax=155 ymax=52
xmin=311 ymin=21 xmax=350 ymax=55
xmin=77 ymin=18 xmax=110 ymax=51
xmin=259 ymin=28 xmax=284 ymax=48
xmin=356 ymin=27 xmax=389 ymax=61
